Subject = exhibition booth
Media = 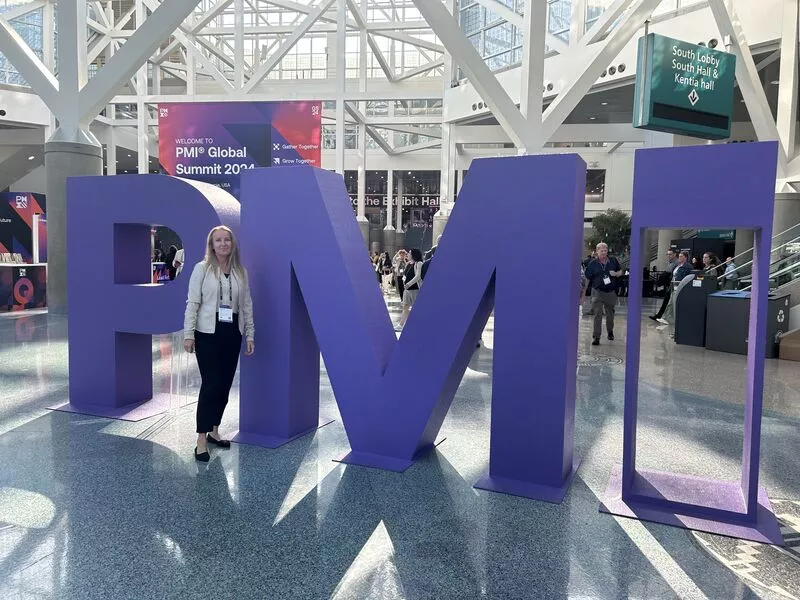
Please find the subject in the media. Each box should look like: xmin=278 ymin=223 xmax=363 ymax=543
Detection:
xmin=0 ymin=192 xmax=47 ymax=312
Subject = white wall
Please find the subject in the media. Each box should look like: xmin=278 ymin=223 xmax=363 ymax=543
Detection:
xmin=10 ymin=166 xmax=46 ymax=194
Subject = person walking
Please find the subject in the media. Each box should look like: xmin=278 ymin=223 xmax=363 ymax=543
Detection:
xmin=649 ymin=248 xmax=679 ymax=322
xmin=658 ymin=250 xmax=693 ymax=327
xmin=395 ymin=248 xmax=423 ymax=331
xmin=183 ymin=226 xmax=255 ymax=462
xmin=583 ymin=242 xmax=623 ymax=345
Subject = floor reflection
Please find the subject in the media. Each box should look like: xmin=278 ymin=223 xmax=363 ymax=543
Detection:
xmin=0 ymin=303 xmax=798 ymax=599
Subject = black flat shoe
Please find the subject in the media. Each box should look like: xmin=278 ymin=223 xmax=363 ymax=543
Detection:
xmin=194 ymin=447 xmax=210 ymax=462
xmin=608 ymin=332 xmax=615 ymax=341
xmin=592 ymin=338 xmax=600 ymax=346
xmin=648 ymin=315 xmax=658 ymax=322
xmin=207 ymin=434 xmax=231 ymax=448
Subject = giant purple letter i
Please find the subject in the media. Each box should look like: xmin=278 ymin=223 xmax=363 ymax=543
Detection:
xmin=238 ymin=155 xmax=587 ymax=502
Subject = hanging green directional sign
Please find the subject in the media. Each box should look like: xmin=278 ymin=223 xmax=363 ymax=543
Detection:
xmin=633 ymin=33 xmax=736 ymax=140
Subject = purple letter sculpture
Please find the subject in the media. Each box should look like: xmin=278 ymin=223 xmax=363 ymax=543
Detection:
xmin=62 ymin=175 xmax=240 ymax=421
xmin=238 ymin=156 xmax=586 ymax=502
xmin=600 ymin=141 xmax=784 ymax=544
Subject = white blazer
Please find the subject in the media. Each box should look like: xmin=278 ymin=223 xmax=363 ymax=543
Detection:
xmin=183 ymin=261 xmax=255 ymax=341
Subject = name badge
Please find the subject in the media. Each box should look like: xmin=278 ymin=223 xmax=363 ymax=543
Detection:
xmin=218 ymin=304 xmax=234 ymax=323
xmin=603 ymin=276 xmax=612 ymax=285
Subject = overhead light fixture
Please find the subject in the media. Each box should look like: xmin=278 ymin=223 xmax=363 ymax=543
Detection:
xmin=127 ymin=153 xmax=132 ymax=157
xmin=589 ymin=116 xmax=597 ymax=120
xmin=601 ymin=102 xmax=608 ymax=106
xmin=770 ymin=80 xmax=780 ymax=85
xmin=27 ymin=155 xmax=35 ymax=160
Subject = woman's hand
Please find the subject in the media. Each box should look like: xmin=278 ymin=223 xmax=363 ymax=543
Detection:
xmin=245 ymin=340 xmax=255 ymax=356
xmin=184 ymin=339 xmax=195 ymax=353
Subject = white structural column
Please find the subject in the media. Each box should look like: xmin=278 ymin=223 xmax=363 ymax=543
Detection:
xmin=383 ymin=168 xmax=395 ymax=253
xmin=186 ymin=49 xmax=196 ymax=95
xmin=395 ymin=173 xmax=405 ymax=251
xmin=136 ymin=0 xmax=149 ymax=174
xmin=234 ymin=0 xmax=245 ymax=89
xmin=432 ymin=0 xmax=457 ymax=241
xmin=777 ymin=0 xmax=799 ymax=173
xmin=433 ymin=122 xmax=455 ymax=243
xmin=356 ymin=0 xmax=369 ymax=246
xmin=520 ymin=0 xmax=546 ymax=148
xmin=335 ymin=0 xmax=347 ymax=174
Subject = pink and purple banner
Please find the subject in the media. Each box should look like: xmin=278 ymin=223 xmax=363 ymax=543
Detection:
xmin=158 ymin=101 xmax=321 ymax=198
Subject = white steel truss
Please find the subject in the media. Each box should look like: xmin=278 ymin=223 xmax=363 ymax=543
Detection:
xmin=0 ymin=0 xmax=796 ymax=183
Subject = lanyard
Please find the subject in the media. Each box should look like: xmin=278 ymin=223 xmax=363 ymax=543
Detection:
xmin=219 ymin=272 xmax=232 ymax=305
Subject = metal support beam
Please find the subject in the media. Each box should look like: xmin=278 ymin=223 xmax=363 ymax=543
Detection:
xmin=56 ymin=0 xmax=89 ymax=132
xmin=474 ymin=0 xmax=567 ymax=54
xmin=541 ymin=0 xmax=661 ymax=143
xmin=412 ymin=0 xmax=536 ymax=150
xmin=243 ymin=0 xmax=337 ymax=93
xmin=347 ymin=0 xmax=395 ymax=81
xmin=776 ymin=0 xmax=799 ymax=163
xmin=709 ymin=0 xmax=788 ymax=177
xmin=0 ymin=17 xmax=59 ymax=115
xmin=80 ymin=0 xmax=201 ymax=123
xmin=520 ymin=0 xmax=547 ymax=146
xmin=394 ymin=139 xmax=441 ymax=154
xmin=395 ymin=59 xmax=444 ymax=81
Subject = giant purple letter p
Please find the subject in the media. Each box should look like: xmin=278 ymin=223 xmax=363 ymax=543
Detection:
xmin=64 ymin=175 xmax=240 ymax=420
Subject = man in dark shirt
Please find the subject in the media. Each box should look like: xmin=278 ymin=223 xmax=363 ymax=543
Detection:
xmin=583 ymin=242 xmax=623 ymax=345
xmin=649 ymin=248 xmax=679 ymax=322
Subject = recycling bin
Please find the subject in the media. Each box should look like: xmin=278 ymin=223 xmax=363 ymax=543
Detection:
xmin=705 ymin=291 xmax=791 ymax=358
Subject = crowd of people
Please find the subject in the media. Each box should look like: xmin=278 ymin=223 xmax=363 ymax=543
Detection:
xmin=580 ymin=242 xmax=742 ymax=346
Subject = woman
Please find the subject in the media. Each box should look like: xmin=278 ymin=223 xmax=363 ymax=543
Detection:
xmin=702 ymin=252 xmax=722 ymax=278
xmin=183 ymin=226 xmax=255 ymax=462
xmin=380 ymin=252 xmax=393 ymax=294
xmin=393 ymin=249 xmax=408 ymax=298
xmin=166 ymin=245 xmax=179 ymax=281
xmin=395 ymin=248 xmax=423 ymax=331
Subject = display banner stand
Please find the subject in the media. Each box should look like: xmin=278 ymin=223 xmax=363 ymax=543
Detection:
xmin=599 ymin=142 xmax=784 ymax=545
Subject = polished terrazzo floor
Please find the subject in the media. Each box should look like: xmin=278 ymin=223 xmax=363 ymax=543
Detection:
xmin=1 ymin=296 xmax=799 ymax=599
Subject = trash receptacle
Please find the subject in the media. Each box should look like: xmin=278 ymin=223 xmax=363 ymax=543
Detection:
xmin=674 ymin=273 xmax=717 ymax=347
xmin=705 ymin=291 xmax=791 ymax=358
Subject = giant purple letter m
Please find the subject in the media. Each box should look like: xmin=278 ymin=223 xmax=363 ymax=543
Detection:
xmin=239 ymin=155 xmax=586 ymax=501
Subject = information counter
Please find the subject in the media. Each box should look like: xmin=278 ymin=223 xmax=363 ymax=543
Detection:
xmin=0 ymin=263 xmax=47 ymax=312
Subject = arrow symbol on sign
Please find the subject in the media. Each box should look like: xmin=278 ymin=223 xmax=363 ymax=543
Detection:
xmin=688 ymin=89 xmax=700 ymax=106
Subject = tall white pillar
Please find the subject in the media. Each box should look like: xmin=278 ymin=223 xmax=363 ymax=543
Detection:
xmin=135 ymin=0 xmax=149 ymax=174
xmin=357 ymin=125 xmax=369 ymax=246
xmin=383 ymin=169 xmax=395 ymax=253
xmin=335 ymin=0 xmax=346 ymax=174
xmin=395 ymin=174 xmax=405 ymax=250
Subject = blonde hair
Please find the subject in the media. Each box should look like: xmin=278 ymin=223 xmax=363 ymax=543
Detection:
xmin=204 ymin=226 xmax=244 ymax=278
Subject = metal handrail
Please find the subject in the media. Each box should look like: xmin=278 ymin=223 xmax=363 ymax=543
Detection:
xmin=732 ymin=223 xmax=800 ymax=268
xmin=722 ymin=232 xmax=800 ymax=280
xmin=741 ymin=260 xmax=800 ymax=291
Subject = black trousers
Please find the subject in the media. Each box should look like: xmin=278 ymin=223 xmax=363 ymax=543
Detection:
xmin=654 ymin=287 xmax=672 ymax=318
xmin=194 ymin=315 xmax=242 ymax=434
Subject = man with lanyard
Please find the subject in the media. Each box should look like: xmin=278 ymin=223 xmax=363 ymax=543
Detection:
xmin=583 ymin=242 xmax=623 ymax=345
xmin=648 ymin=248 xmax=679 ymax=322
